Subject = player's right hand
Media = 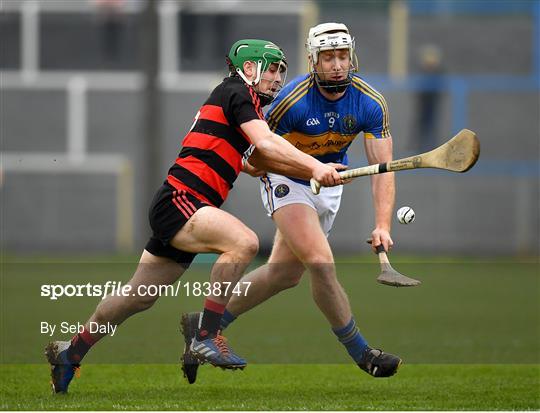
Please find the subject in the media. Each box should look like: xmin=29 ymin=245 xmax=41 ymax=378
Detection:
xmin=242 ymin=159 xmax=266 ymax=177
xmin=371 ymin=228 xmax=394 ymax=253
xmin=312 ymin=163 xmax=343 ymax=187
xmin=326 ymin=163 xmax=353 ymax=185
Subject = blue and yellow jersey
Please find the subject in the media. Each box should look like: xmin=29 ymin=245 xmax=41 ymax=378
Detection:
xmin=266 ymin=73 xmax=390 ymax=168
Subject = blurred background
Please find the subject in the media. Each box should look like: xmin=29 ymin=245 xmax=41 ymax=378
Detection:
xmin=1 ymin=0 xmax=538 ymax=256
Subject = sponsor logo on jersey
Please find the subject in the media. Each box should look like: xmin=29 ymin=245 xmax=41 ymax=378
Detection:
xmin=324 ymin=112 xmax=340 ymax=119
xmin=342 ymin=114 xmax=357 ymax=133
xmin=274 ymin=184 xmax=290 ymax=198
xmin=306 ymin=118 xmax=321 ymax=126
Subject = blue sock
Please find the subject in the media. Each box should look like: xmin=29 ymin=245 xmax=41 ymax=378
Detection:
xmin=219 ymin=309 xmax=237 ymax=330
xmin=332 ymin=318 xmax=368 ymax=364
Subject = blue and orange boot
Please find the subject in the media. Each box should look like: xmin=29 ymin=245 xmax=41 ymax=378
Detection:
xmin=45 ymin=341 xmax=80 ymax=394
xmin=190 ymin=334 xmax=246 ymax=370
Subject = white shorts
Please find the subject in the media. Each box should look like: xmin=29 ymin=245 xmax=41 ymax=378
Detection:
xmin=259 ymin=173 xmax=343 ymax=236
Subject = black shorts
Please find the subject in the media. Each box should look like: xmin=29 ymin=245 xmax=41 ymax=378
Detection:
xmin=145 ymin=183 xmax=209 ymax=268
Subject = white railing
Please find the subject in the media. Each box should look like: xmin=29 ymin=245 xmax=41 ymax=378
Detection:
xmin=0 ymin=0 xmax=319 ymax=252
xmin=1 ymin=0 xmax=319 ymax=91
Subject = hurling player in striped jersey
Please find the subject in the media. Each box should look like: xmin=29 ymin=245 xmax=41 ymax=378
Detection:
xmin=45 ymin=39 xmax=345 ymax=394
xmin=181 ymin=23 xmax=402 ymax=384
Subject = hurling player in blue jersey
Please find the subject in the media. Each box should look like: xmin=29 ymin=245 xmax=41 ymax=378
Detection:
xmin=181 ymin=23 xmax=401 ymax=383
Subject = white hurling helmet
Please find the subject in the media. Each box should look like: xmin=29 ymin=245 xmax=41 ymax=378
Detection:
xmin=306 ymin=22 xmax=357 ymax=93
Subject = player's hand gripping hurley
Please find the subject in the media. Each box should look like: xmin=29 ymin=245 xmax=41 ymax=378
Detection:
xmin=310 ymin=129 xmax=480 ymax=194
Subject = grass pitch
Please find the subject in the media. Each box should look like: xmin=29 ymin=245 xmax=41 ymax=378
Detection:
xmin=1 ymin=364 xmax=539 ymax=410
xmin=1 ymin=254 xmax=539 ymax=410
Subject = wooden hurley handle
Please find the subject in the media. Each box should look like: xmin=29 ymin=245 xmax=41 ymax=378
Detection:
xmin=310 ymin=129 xmax=480 ymax=195
xmin=366 ymin=238 xmax=386 ymax=254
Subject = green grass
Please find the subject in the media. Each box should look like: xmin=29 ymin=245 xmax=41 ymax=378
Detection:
xmin=1 ymin=255 xmax=539 ymax=409
xmin=1 ymin=364 xmax=539 ymax=410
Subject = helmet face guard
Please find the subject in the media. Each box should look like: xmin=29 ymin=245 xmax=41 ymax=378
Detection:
xmin=227 ymin=39 xmax=288 ymax=105
xmin=255 ymin=58 xmax=288 ymax=106
xmin=306 ymin=23 xmax=358 ymax=94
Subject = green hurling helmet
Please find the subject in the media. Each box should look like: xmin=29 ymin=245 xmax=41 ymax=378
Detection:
xmin=226 ymin=39 xmax=288 ymax=99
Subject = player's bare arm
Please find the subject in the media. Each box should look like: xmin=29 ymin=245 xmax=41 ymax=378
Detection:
xmin=365 ymin=136 xmax=395 ymax=252
xmin=240 ymin=119 xmax=343 ymax=187
xmin=245 ymin=151 xmax=348 ymax=180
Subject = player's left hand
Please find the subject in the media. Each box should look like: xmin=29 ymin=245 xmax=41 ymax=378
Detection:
xmin=242 ymin=159 xmax=266 ymax=177
xmin=371 ymin=228 xmax=393 ymax=253
xmin=326 ymin=163 xmax=353 ymax=185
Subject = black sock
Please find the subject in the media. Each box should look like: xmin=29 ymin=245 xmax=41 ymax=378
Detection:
xmin=196 ymin=298 xmax=225 ymax=340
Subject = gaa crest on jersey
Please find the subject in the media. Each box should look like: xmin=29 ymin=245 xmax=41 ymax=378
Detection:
xmin=342 ymin=114 xmax=357 ymax=133
xmin=274 ymin=184 xmax=290 ymax=198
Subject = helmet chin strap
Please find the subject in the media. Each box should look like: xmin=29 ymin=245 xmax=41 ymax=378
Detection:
xmin=253 ymin=78 xmax=277 ymax=106
xmin=235 ymin=61 xmax=263 ymax=86
xmin=314 ymin=73 xmax=352 ymax=94
xmin=257 ymin=92 xmax=275 ymax=106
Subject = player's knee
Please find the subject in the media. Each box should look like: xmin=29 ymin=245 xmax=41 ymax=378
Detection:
xmin=304 ymin=252 xmax=334 ymax=267
xmin=234 ymin=230 xmax=259 ymax=260
xmin=306 ymin=256 xmax=336 ymax=281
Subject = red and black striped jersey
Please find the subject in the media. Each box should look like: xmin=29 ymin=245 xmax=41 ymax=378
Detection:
xmin=167 ymin=77 xmax=264 ymax=207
